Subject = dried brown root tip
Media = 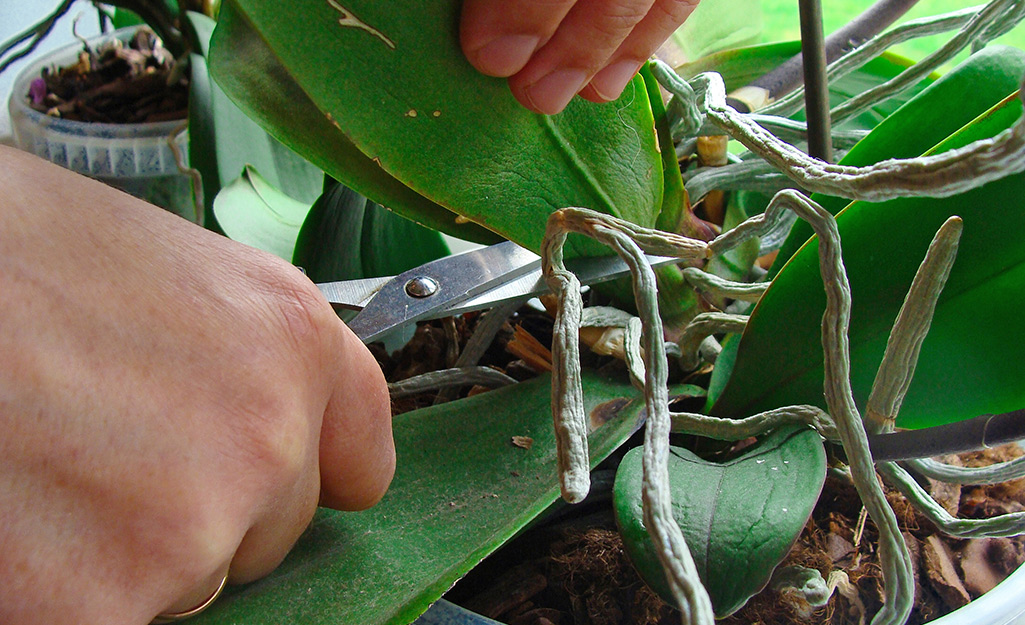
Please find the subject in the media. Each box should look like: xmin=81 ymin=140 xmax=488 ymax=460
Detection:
xmin=579 ymin=326 xmax=626 ymax=359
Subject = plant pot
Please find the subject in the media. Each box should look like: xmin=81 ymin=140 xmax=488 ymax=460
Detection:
xmin=7 ymin=27 xmax=195 ymax=220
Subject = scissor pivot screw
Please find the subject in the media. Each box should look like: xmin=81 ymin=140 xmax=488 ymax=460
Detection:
xmin=404 ymin=276 xmax=439 ymax=298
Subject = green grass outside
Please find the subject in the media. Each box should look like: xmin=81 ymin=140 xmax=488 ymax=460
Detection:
xmin=760 ymin=1 xmax=1025 ymax=68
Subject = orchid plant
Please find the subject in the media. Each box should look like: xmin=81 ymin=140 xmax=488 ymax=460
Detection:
xmin=83 ymin=0 xmax=1025 ymax=622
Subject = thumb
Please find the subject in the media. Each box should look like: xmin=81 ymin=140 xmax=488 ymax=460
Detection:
xmin=318 ymin=324 xmax=395 ymax=511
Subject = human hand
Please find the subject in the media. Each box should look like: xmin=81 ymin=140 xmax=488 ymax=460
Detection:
xmin=0 ymin=146 xmax=394 ymax=624
xmin=460 ymin=0 xmax=700 ymax=115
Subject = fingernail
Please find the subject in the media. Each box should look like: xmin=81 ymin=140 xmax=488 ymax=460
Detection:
xmin=523 ymin=69 xmax=589 ymax=115
xmin=471 ymin=34 xmax=539 ymax=77
xmin=589 ymin=60 xmax=643 ymax=101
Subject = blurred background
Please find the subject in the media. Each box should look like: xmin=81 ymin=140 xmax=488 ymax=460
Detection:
xmin=761 ymin=0 xmax=1025 ymax=64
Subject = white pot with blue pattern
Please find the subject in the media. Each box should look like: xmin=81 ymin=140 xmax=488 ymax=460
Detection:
xmin=8 ymin=27 xmax=195 ymax=220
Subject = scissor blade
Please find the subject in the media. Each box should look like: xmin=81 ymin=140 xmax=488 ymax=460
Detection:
xmin=316 ymin=276 xmax=391 ymax=311
xmin=445 ymin=252 xmax=684 ymax=316
xmin=344 ymin=240 xmax=540 ymax=343
xmin=319 ymin=249 xmax=687 ymax=344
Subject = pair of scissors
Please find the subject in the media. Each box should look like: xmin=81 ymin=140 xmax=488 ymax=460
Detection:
xmin=314 ymin=240 xmax=1025 ymax=464
xmin=315 ymin=240 xmax=682 ymax=344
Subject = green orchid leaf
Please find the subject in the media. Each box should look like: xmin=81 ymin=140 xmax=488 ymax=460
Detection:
xmin=291 ymin=182 xmax=368 ymax=281
xmin=292 ymin=181 xmax=450 ymax=282
xmin=816 ymin=54 xmax=921 ymax=132
xmin=676 ymin=41 xmax=804 ymax=91
xmin=772 ymin=45 xmax=1025 ymax=271
xmin=110 ymin=7 xmax=146 ymax=29
xmin=637 ymin=63 xmax=703 ymax=328
xmin=356 ymin=200 xmax=450 ymax=279
xmin=712 ymin=82 xmax=1025 ymax=429
xmin=614 ymin=425 xmax=826 ymax=617
xmin=186 ymin=49 xmax=222 ymax=229
xmin=667 ymin=0 xmax=762 ymax=63
xmin=642 ymin=64 xmax=687 ymax=236
xmin=186 ymin=11 xmax=322 ymax=232
xmin=690 ymin=47 xmax=928 ymax=234
xmin=675 ymin=41 xmax=921 ymax=125
xmin=706 ymin=333 xmax=741 ymax=408
xmin=210 ymin=0 xmax=664 ymax=258
xmin=207 ymin=2 xmax=499 ymax=246
xmin=212 ymin=165 xmax=312 ymax=260
xmin=832 ymin=45 xmax=1025 ymax=158
xmin=705 ymin=191 xmax=761 ymax=296
xmin=191 ymin=370 xmax=648 ymax=625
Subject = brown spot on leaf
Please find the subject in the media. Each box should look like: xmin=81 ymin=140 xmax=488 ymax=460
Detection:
xmin=511 ymin=435 xmax=534 ymax=450
xmin=589 ymin=397 xmax=630 ymax=430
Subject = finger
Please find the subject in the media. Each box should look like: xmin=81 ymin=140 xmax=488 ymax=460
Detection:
xmin=317 ymin=325 xmax=395 ymax=511
xmin=507 ymin=0 xmax=658 ymax=114
xmin=230 ymin=463 xmax=321 ymax=583
xmin=226 ymin=319 xmax=391 ymax=581
xmin=460 ymin=0 xmax=577 ymax=77
xmin=579 ymin=0 xmax=700 ymax=103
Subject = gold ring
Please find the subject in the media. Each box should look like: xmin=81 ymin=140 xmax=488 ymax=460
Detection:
xmin=152 ymin=572 xmax=228 ymax=623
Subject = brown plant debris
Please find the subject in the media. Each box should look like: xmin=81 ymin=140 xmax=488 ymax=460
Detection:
xmin=959 ymin=537 xmax=1025 ymax=595
xmin=721 ymin=444 xmax=1025 ymax=625
xmin=922 ymin=535 xmax=970 ymax=609
xmin=449 ymin=521 xmax=675 ymax=625
xmin=507 ymin=324 xmax=554 ymax=373
xmin=547 ymin=525 xmax=676 ymax=625
xmin=450 ymin=446 xmax=1025 ymax=625
xmin=371 ymin=307 xmax=561 ymax=414
xmin=512 ymin=436 xmax=535 ymax=450
xmin=27 ymin=27 xmax=188 ymax=124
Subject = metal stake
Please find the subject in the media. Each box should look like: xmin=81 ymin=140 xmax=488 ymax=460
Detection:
xmin=799 ymin=0 xmax=833 ymax=163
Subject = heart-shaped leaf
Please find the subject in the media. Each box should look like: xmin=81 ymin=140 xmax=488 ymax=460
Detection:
xmin=614 ymin=425 xmax=826 ymax=617
xmin=191 ymin=370 xmax=648 ymax=625
xmin=210 ymin=0 xmax=664 ymax=258
xmin=713 ymin=50 xmax=1025 ymax=428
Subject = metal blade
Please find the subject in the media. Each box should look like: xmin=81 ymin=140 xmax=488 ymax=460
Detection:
xmin=316 ymin=276 xmax=391 ymax=311
xmin=345 ymin=240 xmax=540 ymax=343
xmin=444 ymin=252 xmax=685 ymax=316
xmin=316 ymin=242 xmax=687 ymax=343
